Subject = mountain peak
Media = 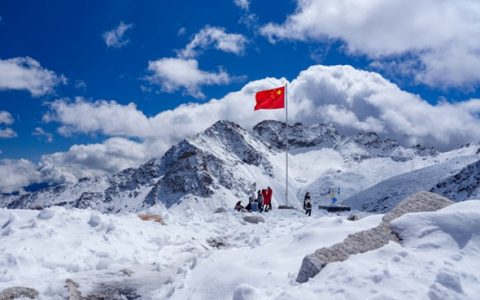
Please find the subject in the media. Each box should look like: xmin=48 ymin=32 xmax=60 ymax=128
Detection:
xmin=253 ymin=120 xmax=341 ymax=150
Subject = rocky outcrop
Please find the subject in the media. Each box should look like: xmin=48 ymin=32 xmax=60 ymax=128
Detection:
xmin=64 ymin=279 xmax=140 ymax=300
xmin=214 ymin=207 xmax=227 ymax=213
xmin=65 ymin=279 xmax=82 ymax=300
xmin=253 ymin=120 xmax=341 ymax=150
xmin=243 ymin=215 xmax=265 ymax=224
xmin=430 ymin=159 xmax=480 ymax=201
xmin=296 ymin=192 xmax=454 ymax=283
xmin=0 ymin=287 xmax=39 ymax=299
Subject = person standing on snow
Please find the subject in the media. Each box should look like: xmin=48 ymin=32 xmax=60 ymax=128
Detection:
xmin=266 ymin=187 xmax=273 ymax=210
xmin=261 ymin=189 xmax=269 ymax=212
xmin=256 ymin=190 xmax=264 ymax=213
xmin=304 ymin=192 xmax=312 ymax=216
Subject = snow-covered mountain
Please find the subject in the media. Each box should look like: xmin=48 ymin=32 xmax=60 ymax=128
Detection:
xmin=3 ymin=121 xmax=275 ymax=212
xmin=342 ymin=143 xmax=480 ymax=212
xmin=1 ymin=120 xmax=479 ymax=213
xmin=431 ymin=158 xmax=480 ymax=201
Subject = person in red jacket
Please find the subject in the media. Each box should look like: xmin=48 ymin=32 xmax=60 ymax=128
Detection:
xmin=261 ymin=189 xmax=269 ymax=212
xmin=266 ymin=186 xmax=273 ymax=210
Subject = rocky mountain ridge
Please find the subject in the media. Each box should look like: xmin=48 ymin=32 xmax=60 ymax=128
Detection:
xmin=1 ymin=120 xmax=478 ymax=213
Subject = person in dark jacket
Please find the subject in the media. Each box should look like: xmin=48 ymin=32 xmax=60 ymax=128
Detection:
xmin=235 ymin=201 xmax=247 ymax=212
xmin=304 ymin=192 xmax=312 ymax=216
xmin=256 ymin=190 xmax=264 ymax=213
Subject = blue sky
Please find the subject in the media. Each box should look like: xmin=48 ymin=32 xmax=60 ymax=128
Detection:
xmin=1 ymin=0 xmax=480 ymax=192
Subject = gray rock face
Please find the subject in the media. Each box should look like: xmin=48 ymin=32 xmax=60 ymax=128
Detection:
xmin=243 ymin=215 xmax=265 ymax=224
xmin=65 ymin=279 xmax=82 ymax=300
xmin=0 ymin=287 xmax=39 ymax=299
xmin=430 ymin=159 xmax=480 ymax=202
xmin=1 ymin=120 xmax=272 ymax=212
xmin=253 ymin=120 xmax=341 ymax=150
xmin=296 ymin=191 xmax=454 ymax=283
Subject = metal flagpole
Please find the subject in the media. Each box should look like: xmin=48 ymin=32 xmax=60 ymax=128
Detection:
xmin=285 ymin=83 xmax=289 ymax=206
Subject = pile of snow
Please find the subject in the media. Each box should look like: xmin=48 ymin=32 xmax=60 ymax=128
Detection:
xmin=0 ymin=206 xmax=238 ymax=298
xmin=297 ymin=191 xmax=454 ymax=283
xmin=2 ymin=199 xmax=479 ymax=299
xmin=277 ymin=200 xmax=480 ymax=299
xmin=0 ymin=206 xmax=381 ymax=299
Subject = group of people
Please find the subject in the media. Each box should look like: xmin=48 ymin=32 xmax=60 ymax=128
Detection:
xmin=234 ymin=188 xmax=314 ymax=217
xmin=235 ymin=186 xmax=273 ymax=213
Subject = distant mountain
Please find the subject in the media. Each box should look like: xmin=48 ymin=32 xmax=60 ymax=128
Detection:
xmin=430 ymin=159 xmax=480 ymax=201
xmin=342 ymin=156 xmax=479 ymax=212
xmin=1 ymin=120 xmax=479 ymax=213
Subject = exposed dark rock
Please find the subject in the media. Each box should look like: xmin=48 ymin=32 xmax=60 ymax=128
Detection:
xmin=430 ymin=159 xmax=480 ymax=201
xmin=253 ymin=120 xmax=341 ymax=150
xmin=347 ymin=214 xmax=360 ymax=221
xmin=0 ymin=287 xmax=39 ymax=299
xmin=65 ymin=279 xmax=82 ymax=300
xmin=207 ymin=237 xmax=227 ymax=248
xmin=120 ymin=269 xmax=135 ymax=277
xmin=213 ymin=207 xmax=227 ymax=213
xmin=64 ymin=279 xmax=140 ymax=300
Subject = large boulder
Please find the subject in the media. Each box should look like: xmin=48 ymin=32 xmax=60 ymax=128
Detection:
xmin=296 ymin=191 xmax=454 ymax=283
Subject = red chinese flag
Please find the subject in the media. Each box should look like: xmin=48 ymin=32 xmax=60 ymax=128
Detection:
xmin=254 ymin=86 xmax=285 ymax=111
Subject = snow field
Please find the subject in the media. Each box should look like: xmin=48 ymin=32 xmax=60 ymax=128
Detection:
xmin=1 ymin=200 xmax=479 ymax=299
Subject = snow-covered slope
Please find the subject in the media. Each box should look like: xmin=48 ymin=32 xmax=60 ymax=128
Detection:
xmin=2 ymin=199 xmax=479 ymax=299
xmin=342 ymin=144 xmax=480 ymax=212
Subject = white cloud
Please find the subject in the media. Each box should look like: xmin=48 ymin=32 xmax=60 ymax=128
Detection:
xmin=102 ymin=22 xmax=134 ymax=48
xmin=48 ymin=65 xmax=480 ymax=153
xmin=147 ymin=57 xmax=231 ymax=98
xmin=0 ymin=159 xmax=42 ymax=193
xmin=0 ymin=111 xmax=13 ymax=125
xmin=177 ymin=27 xmax=187 ymax=36
xmin=32 ymin=127 xmax=54 ymax=143
xmin=0 ymin=128 xmax=16 ymax=139
xmin=178 ymin=26 xmax=247 ymax=58
xmin=288 ymin=65 xmax=480 ymax=148
xmin=147 ymin=26 xmax=245 ymax=97
xmin=0 ymin=111 xmax=16 ymax=139
xmin=74 ymin=80 xmax=87 ymax=90
xmin=260 ymin=0 xmax=480 ymax=89
xmin=44 ymin=98 xmax=156 ymax=138
xmin=0 ymin=138 xmax=147 ymax=193
xmin=234 ymin=0 xmax=250 ymax=10
xmin=0 ymin=57 xmax=66 ymax=96
xmin=38 ymin=137 xmax=148 ymax=184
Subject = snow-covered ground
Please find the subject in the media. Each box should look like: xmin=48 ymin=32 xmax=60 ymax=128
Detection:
xmin=2 ymin=200 xmax=479 ymax=299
